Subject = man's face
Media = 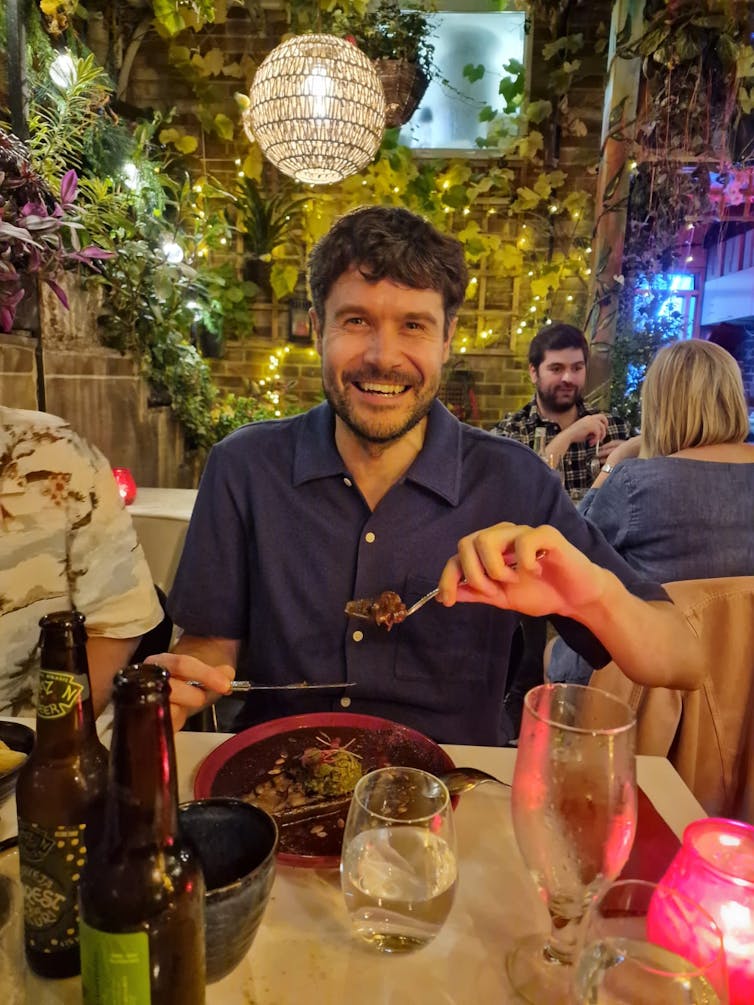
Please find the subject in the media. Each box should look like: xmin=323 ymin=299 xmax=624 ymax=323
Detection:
xmin=530 ymin=347 xmax=587 ymax=413
xmin=312 ymin=267 xmax=453 ymax=445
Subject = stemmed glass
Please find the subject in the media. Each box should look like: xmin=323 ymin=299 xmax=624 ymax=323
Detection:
xmin=507 ymin=683 xmax=637 ymax=1002
xmin=572 ymin=879 xmax=729 ymax=1003
xmin=340 ymin=766 xmax=457 ymax=953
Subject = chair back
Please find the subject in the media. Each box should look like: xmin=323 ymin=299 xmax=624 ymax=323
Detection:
xmin=590 ymin=577 xmax=754 ymax=823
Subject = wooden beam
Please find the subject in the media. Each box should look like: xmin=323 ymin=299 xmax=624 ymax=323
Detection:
xmin=585 ymin=0 xmax=643 ymax=399
xmin=6 ymin=0 xmax=30 ymax=140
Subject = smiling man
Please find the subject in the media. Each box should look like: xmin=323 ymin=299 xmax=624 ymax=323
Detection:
xmin=156 ymin=207 xmax=704 ymax=741
xmin=494 ymin=324 xmax=631 ymax=498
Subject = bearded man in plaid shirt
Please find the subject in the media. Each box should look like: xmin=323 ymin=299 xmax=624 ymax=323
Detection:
xmin=494 ymin=323 xmax=631 ymax=499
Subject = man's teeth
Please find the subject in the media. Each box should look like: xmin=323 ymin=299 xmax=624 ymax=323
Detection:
xmin=358 ymin=382 xmax=407 ymax=395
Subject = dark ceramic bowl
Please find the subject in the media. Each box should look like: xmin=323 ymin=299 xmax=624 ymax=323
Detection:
xmin=0 ymin=722 xmax=35 ymax=804
xmin=179 ymin=797 xmax=278 ymax=983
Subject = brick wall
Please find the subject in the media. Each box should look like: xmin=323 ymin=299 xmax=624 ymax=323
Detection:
xmin=210 ymin=334 xmax=532 ymax=430
xmin=119 ymin=2 xmax=612 ymax=423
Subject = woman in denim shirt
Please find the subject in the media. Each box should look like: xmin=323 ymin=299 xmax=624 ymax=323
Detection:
xmin=548 ymin=339 xmax=754 ymax=684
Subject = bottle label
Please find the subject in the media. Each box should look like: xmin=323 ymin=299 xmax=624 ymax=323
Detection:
xmin=80 ymin=922 xmax=151 ymax=1005
xmin=38 ymin=669 xmax=90 ymax=719
xmin=18 ymin=819 xmax=87 ymax=955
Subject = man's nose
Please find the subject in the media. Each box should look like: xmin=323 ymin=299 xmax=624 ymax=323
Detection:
xmin=362 ymin=327 xmax=400 ymax=366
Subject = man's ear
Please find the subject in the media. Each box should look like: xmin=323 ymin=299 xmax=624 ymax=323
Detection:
xmin=528 ymin=363 xmax=538 ymax=386
xmin=310 ymin=308 xmax=323 ymax=355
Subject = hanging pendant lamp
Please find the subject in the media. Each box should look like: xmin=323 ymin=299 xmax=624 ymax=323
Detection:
xmin=243 ymin=34 xmax=386 ymax=185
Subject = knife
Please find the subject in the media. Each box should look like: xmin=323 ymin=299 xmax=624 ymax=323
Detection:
xmin=187 ymin=680 xmax=356 ymax=693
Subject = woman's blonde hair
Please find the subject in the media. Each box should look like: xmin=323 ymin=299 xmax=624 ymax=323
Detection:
xmin=640 ymin=339 xmax=749 ymax=458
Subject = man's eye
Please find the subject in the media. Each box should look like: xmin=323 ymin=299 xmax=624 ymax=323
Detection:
xmin=343 ymin=316 xmax=366 ymax=326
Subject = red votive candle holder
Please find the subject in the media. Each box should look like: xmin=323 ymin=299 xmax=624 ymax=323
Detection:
xmin=658 ymin=817 xmax=754 ymax=1005
xmin=112 ymin=467 xmax=137 ymax=505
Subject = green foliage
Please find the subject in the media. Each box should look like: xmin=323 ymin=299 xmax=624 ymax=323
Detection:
xmin=324 ymin=1 xmax=436 ymax=78
xmin=608 ymin=280 xmax=685 ymax=430
xmin=233 ymin=177 xmax=307 ymax=259
xmin=26 ymin=54 xmax=112 ymax=188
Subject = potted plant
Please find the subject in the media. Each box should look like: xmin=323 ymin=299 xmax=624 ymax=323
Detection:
xmin=0 ymin=129 xmax=112 ymax=332
xmin=326 ymin=1 xmax=436 ymax=128
xmin=233 ymin=177 xmax=307 ymax=301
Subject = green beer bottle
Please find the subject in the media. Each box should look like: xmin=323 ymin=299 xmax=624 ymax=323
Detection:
xmin=79 ymin=663 xmax=206 ymax=1004
xmin=16 ymin=610 xmax=108 ymax=978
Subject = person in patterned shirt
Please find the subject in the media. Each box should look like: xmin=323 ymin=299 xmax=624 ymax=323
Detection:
xmin=494 ymin=323 xmax=631 ymax=499
xmin=0 ymin=406 xmax=164 ymax=717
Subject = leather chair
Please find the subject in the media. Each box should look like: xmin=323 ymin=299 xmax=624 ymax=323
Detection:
xmin=589 ymin=577 xmax=754 ymax=824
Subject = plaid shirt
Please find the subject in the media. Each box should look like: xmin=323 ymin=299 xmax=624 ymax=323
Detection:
xmin=493 ymin=398 xmax=632 ymax=498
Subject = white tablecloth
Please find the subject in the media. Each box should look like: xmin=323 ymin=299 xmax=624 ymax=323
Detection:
xmin=0 ymin=722 xmax=705 ymax=1005
xmin=129 ymin=487 xmax=197 ymax=592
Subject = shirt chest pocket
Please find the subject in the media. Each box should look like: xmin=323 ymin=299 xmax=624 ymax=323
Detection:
xmin=392 ymin=576 xmax=495 ymax=683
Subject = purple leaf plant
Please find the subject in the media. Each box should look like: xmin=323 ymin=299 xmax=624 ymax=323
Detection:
xmin=0 ymin=131 xmax=114 ymax=332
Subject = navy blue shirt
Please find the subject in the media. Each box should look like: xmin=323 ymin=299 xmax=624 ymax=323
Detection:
xmin=168 ymin=401 xmax=667 ymax=744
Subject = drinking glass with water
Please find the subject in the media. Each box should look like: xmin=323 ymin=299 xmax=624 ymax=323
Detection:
xmin=572 ymin=879 xmax=728 ymax=1004
xmin=340 ymin=766 xmax=457 ymax=953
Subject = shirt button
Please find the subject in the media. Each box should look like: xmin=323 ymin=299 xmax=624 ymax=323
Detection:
xmin=343 ymin=477 xmax=352 ymax=487
xmin=365 ymin=532 xmax=376 ymax=543
xmin=353 ymin=630 xmax=363 ymax=642
xmin=340 ymin=696 xmax=352 ymax=708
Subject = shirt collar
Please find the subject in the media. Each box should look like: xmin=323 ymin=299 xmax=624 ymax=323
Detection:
xmin=292 ymin=399 xmax=462 ymax=505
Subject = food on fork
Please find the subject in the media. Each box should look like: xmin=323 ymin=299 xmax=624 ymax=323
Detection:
xmin=344 ymin=590 xmax=408 ymax=630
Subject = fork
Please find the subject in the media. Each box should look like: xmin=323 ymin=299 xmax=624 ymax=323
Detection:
xmin=348 ymin=547 xmax=547 ymax=622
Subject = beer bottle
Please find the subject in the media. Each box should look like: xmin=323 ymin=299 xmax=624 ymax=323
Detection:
xmin=16 ymin=610 xmax=108 ymax=978
xmin=79 ymin=664 xmax=206 ymax=1004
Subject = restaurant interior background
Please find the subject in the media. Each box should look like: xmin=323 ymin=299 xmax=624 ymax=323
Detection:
xmin=1 ymin=0 xmax=753 ymax=487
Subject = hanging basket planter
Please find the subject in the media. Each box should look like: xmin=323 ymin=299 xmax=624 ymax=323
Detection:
xmin=373 ymin=59 xmax=429 ymax=128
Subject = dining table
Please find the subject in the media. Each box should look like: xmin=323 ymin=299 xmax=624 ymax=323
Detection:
xmin=0 ymin=720 xmax=705 ymax=1005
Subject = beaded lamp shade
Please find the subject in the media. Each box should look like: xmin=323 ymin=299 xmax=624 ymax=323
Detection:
xmin=244 ymin=35 xmax=386 ymax=185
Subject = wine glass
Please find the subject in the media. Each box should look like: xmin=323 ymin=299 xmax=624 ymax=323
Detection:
xmin=340 ymin=766 xmax=457 ymax=953
xmin=546 ymin=451 xmax=566 ymax=487
xmin=507 ymin=683 xmax=637 ymax=1002
xmin=572 ymin=879 xmax=729 ymax=1004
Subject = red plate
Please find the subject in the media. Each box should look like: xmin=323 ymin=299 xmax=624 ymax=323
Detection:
xmin=194 ymin=712 xmax=456 ymax=869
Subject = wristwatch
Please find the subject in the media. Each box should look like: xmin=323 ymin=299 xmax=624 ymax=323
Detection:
xmin=601 ymin=462 xmax=614 ymax=475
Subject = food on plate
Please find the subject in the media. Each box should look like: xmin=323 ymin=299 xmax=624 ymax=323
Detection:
xmin=248 ymin=734 xmax=363 ymax=818
xmin=0 ymin=740 xmax=26 ymax=773
xmin=344 ymin=590 xmax=408 ymax=630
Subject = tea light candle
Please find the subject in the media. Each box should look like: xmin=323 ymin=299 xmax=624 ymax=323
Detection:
xmin=659 ymin=818 xmax=754 ymax=1005
xmin=112 ymin=467 xmax=137 ymax=505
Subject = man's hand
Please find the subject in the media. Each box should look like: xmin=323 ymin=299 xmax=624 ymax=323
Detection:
xmin=567 ymin=413 xmax=609 ymax=447
xmin=144 ymin=648 xmax=235 ymax=731
xmin=437 ymin=523 xmax=612 ymax=620
xmin=546 ymin=414 xmax=609 ymax=464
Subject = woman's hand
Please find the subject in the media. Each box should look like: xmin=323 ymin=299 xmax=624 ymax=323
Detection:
xmin=600 ymin=435 xmax=641 ymax=465
xmin=437 ymin=523 xmax=612 ymax=620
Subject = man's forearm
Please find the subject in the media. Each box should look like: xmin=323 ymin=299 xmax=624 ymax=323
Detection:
xmin=86 ymin=635 xmax=141 ymax=716
xmin=573 ymin=573 xmax=704 ymax=690
xmin=544 ymin=429 xmax=573 ymax=464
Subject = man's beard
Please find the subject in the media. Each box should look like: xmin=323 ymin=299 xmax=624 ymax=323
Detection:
xmin=536 ymin=382 xmax=580 ymax=414
xmin=322 ymin=365 xmax=439 ymax=444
